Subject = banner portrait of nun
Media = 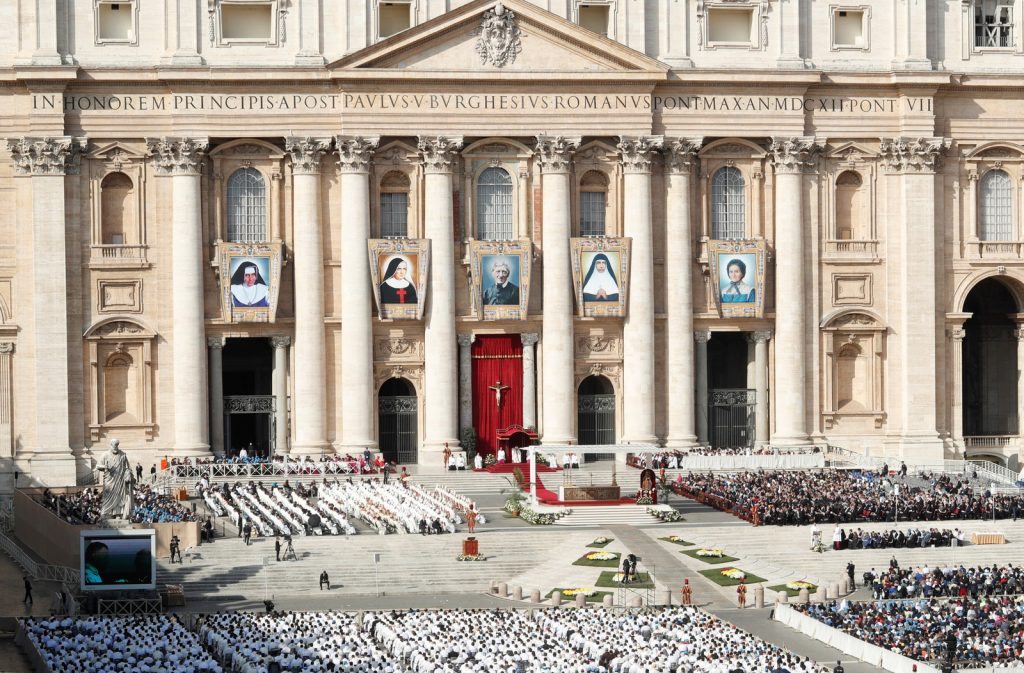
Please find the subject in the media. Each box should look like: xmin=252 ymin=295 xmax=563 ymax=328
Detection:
xmin=229 ymin=257 xmax=271 ymax=307
xmin=718 ymin=253 xmax=756 ymax=304
xmin=582 ymin=252 xmax=620 ymax=302
xmin=378 ymin=254 xmax=418 ymax=305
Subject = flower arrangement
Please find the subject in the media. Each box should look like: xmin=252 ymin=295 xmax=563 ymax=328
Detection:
xmin=504 ymin=495 xmax=523 ymax=515
xmin=635 ymin=490 xmax=655 ymax=506
xmin=593 ymin=536 xmax=610 ymax=545
xmin=647 ymin=508 xmax=684 ymax=523
xmin=560 ymin=587 xmax=596 ymax=597
xmin=518 ymin=504 xmax=571 ymax=525
xmin=785 ymin=580 xmax=816 ymax=591
xmin=611 ymin=572 xmax=627 ymax=583
xmin=721 ymin=568 xmax=746 ymax=580
xmin=457 ymin=554 xmax=487 ymax=562
xmin=585 ymin=551 xmax=617 ymax=561
xmin=667 ymin=535 xmax=687 ymax=543
xmin=696 ymin=548 xmax=724 ymax=558
xmin=484 ymin=454 xmax=497 ymax=467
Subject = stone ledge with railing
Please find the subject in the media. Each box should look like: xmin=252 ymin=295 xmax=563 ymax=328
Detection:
xmin=823 ymin=239 xmax=879 ymax=258
xmin=88 ymin=244 xmax=149 ymax=267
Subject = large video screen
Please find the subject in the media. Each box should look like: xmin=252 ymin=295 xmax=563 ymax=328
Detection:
xmin=79 ymin=529 xmax=156 ymax=591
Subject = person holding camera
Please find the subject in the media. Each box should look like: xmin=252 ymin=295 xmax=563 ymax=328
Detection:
xmin=169 ymin=535 xmax=181 ymax=564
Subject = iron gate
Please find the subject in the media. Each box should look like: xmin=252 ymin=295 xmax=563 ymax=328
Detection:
xmin=223 ymin=395 xmax=276 ymax=455
xmin=379 ymin=396 xmax=418 ymax=464
xmin=578 ymin=394 xmax=616 ymax=457
xmin=710 ymin=389 xmax=755 ymax=448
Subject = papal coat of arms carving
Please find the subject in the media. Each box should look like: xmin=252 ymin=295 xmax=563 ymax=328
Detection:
xmin=474 ymin=3 xmax=522 ymax=68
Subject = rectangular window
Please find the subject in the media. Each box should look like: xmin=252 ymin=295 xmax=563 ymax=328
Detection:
xmin=578 ymin=5 xmax=610 ymax=37
xmin=221 ymin=2 xmax=274 ymax=41
xmin=833 ymin=9 xmax=866 ymax=48
xmin=96 ymin=0 xmax=137 ymax=44
xmin=975 ymin=1 xmax=1014 ymax=48
xmin=379 ymin=2 xmax=412 ymax=38
xmin=579 ymin=192 xmax=606 ymax=237
xmin=707 ymin=8 xmax=754 ymax=45
xmin=380 ymin=192 xmax=409 ymax=238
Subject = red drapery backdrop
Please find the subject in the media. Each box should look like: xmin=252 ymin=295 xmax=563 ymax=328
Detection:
xmin=472 ymin=335 xmax=524 ymax=456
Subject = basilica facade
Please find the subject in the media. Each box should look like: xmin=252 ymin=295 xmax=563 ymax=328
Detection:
xmin=2 ymin=0 xmax=1024 ymax=486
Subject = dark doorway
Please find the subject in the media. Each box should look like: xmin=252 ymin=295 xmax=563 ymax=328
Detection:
xmin=578 ymin=375 xmax=615 ymax=461
xmin=707 ymin=332 xmax=754 ymax=448
xmin=378 ymin=378 xmax=418 ymax=464
xmin=963 ymin=278 xmax=1019 ymax=436
xmin=222 ymin=338 xmax=274 ymax=457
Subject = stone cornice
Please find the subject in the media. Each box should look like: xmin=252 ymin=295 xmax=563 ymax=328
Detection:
xmin=879 ymin=137 xmax=951 ymax=174
xmin=145 ymin=137 xmax=209 ymax=176
xmin=285 ymin=136 xmax=332 ymax=175
xmin=663 ymin=138 xmax=703 ymax=175
xmin=617 ymin=136 xmax=664 ymax=174
xmin=768 ymin=136 xmax=822 ymax=174
xmin=417 ymin=136 xmax=464 ymax=174
xmin=535 ymin=135 xmax=579 ymax=174
xmin=7 ymin=136 xmax=87 ymax=176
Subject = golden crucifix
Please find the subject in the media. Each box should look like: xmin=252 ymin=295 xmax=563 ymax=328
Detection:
xmin=489 ymin=380 xmax=509 ymax=409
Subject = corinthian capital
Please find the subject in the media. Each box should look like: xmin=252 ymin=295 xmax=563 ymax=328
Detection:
xmin=145 ymin=137 xmax=209 ymax=176
xmin=335 ymin=136 xmax=379 ymax=174
xmin=417 ymin=136 xmax=464 ymax=174
xmin=878 ymin=137 xmax=951 ymax=174
xmin=285 ymin=136 xmax=332 ymax=175
xmin=663 ymin=138 xmax=703 ymax=175
xmin=7 ymin=136 xmax=87 ymax=176
xmin=617 ymin=136 xmax=664 ymax=174
xmin=768 ymin=137 xmax=822 ymax=175
xmin=535 ymin=135 xmax=579 ymax=174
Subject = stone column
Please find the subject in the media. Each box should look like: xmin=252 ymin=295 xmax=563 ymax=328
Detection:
xmin=208 ymin=337 xmax=225 ymax=457
xmin=536 ymin=135 xmax=579 ymax=445
xmin=749 ymin=330 xmax=772 ymax=446
xmin=0 ymin=342 xmax=12 ymax=458
xmin=618 ymin=136 xmax=663 ymax=445
xmin=695 ymin=331 xmax=711 ymax=445
xmin=880 ymin=138 xmax=948 ymax=460
xmin=768 ymin=137 xmax=820 ymax=447
xmin=336 ymin=136 xmax=380 ymax=452
xmin=147 ymin=137 xmax=211 ymax=456
xmin=272 ymin=336 xmax=291 ymax=455
xmin=948 ymin=326 xmax=966 ymax=445
xmin=664 ymin=139 xmax=702 ymax=448
xmin=285 ymin=137 xmax=332 ymax=455
xmin=7 ymin=137 xmax=84 ymax=481
xmin=1016 ymin=325 xmax=1024 ymax=440
xmin=419 ymin=136 xmax=464 ymax=453
xmin=521 ymin=333 xmax=539 ymax=430
xmin=458 ymin=333 xmax=475 ymax=437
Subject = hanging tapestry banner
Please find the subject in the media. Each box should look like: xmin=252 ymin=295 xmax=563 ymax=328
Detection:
xmin=708 ymin=239 xmax=767 ymax=319
xmin=469 ymin=239 xmax=533 ymax=321
xmin=368 ymin=239 xmax=431 ymax=320
xmin=217 ymin=241 xmax=283 ymax=323
xmin=570 ymin=237 xmax=631 ymax=318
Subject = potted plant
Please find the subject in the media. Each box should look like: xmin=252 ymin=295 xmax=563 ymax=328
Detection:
xmin=501 ymin=476 xmax=525 ymax=516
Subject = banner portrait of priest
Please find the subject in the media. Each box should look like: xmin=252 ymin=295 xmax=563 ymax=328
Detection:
xmin=228 ymin=256 xmax=272 ymax=308
xmin=377 ymin=254 xmax=419 ymax=306
xmin=481 ymin=254 xmax=521 ymax=306
xmin=581 ymin=252 xmax=620 ymax=302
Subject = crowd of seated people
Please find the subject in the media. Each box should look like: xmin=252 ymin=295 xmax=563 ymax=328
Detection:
xmin=672 ymin=470 xmax=1024 ymax=525
xmin=129 ymin=484 xmax=196 ymax=524
xmin=318 ymin=481 xmax=481 ymax=535
xmin=831 ymin=526 xmax=964 ymax=550
xmin=38 ymin=488 xmax=102 ymax=525
xmin=796 ymin=595 xmax=1024 ymax=667
xmin=168 ymin=452 xmax=391 ymax=479
xmin=862 ymin=562 xmax=1024 ymax=600
xmin=630 ymin=446 xmax=823 ymax=469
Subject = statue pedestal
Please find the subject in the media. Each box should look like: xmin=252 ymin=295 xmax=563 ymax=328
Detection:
xmin=102 ymin=518 xmax=132 ymax=529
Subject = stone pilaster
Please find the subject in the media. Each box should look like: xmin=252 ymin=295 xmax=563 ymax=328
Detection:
xmin=271 ymin=336 xmax=291 ymax=455
xmin=768 ymin=136 xmax=821 ymax=447
xmin=286 ymin=137 xmax=332 ymax=454
xmin=0 ymin=342 xmax=12 ymax=458
xmin=207 ymin=336 xmax=225 ymax=457
xmin=521 ymin=333 xmax=539 ymax=431
xmin=336 ymin=136 xmax=380 ymax=452
xmin=458 ymin=333 xmax=475 ymax=437
xmin=536 ymin=135 xmax=579 ymax=445
xmin=695 ymin=331 xmax=711 ymax=445
xmin=419 ymin=136 xmax=464 ymax=453
xmin=147 ymin=137 xmax=211 ymax=456
xmin=618 ymin=136 xmax=663 ymax=445
xmin=880 ymin=137 xmax=949 ymax=460
xmin=748 ymin=330 xmax=772 ymax=446
xmin=7 ymin=137 xmax=86 ymax=483
xmin=948 ymin=326 xmax=966 ymax=445
xmin=664 ymin=139 xmax=702 ymax=448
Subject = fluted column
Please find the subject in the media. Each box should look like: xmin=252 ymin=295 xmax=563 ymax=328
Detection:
xmin=419 ymin=136 xmax=464 ymax=453
xmin=0 ymin=342 xmax=12 ymax=458
xmin=521 ymin=333 xmax=539 ymax=430
xmin=695 ymin=331 xmax=711 ymax=445
xmin=618 ymin=136 xmax=663 ymax=445
xmin=537 ymin=136 xmax=579 ymax=445
xmin=271 ymin=336 xmax=291 ymax=455
xmin=208 ymin=337 xmax=225 ymax=457
xmin=458 ymin=333 xmax=475 ymax=437
xmin=7 ymin=137 xmax=84 ymax=481
xmin=664 ymin=139 xmax=702 ymax=448
xmin=769 ymin=137 xmax=820 ymax=447
xmin=749 ymin=330 xmax=772 ymax=446
xmin=336 ymin=136 xmax=379 ymax=452
xmin=148 ymin=138 xmax=211 ymax=455
xmin=285 ymin=137 xmax=332 ymax=455
xmin=880 ymin=137 xmax=948 ymax=459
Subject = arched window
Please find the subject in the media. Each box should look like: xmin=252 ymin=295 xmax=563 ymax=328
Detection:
xmin=476 ymin=167 xmax=513 ymax=240
xmin=227 ymin=168 xmax=267 ymax=242
xmin=980 ymin=169 xmax=1013 ymax=242
xmin=579 ymin=170 xmax=608 ymax=237
xmin=711 ymin=167 xmax=745 ymax=239
xmin=100 ymin=172 xmax=135 ymax=245
xmin=380 ymin=171 xmax=411 ymax=238
xmin=835 ymin=170 xmax=864 ymax=240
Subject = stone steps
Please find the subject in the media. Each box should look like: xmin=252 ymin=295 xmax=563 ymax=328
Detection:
xmin=554 ymin=505 xmax=665 ymax=527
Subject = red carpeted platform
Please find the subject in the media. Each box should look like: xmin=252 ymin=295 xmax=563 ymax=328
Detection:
xmin=482 ymin=462 xmax=561 ymax=474
xmin=531 ymin=473 xmax=636 ymax=506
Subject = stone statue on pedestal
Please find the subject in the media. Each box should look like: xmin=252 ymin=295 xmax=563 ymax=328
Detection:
xmin=98 ymin=438 xmax=136 ymax=522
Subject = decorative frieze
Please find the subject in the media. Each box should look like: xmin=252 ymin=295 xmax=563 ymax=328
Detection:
xmin=285 ymin=137 xmax=332 ymax=175
xmin=617 ymin=136 xmax=664 ymax=174
xmin=535 ymin=135 xmax=580 ymax=174
xmin=417 ymin=136 xmax=464 ymax=174
xmin=375 ymin=337 xmax=423 ymax=360
xmin=7 ymin=136 xmax=87 ymax=176
xmin=335 ymin=136 xmax=379 ymax=174
xmin=575 ymin=335 xmax=621 ymax=356
xmin=145 ymin=137 xmax=209 ymax=175
xmin=768 ymin=137 xmax=822 ymax=174
xmin=663 ymin=138 xmax=703 ymax=175
xmin=878 ymin=137 xmax=950 ymax=174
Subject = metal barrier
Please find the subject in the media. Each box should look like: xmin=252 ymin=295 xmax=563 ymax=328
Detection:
xmin=97 ymin=597 xmax=163 ymax=616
